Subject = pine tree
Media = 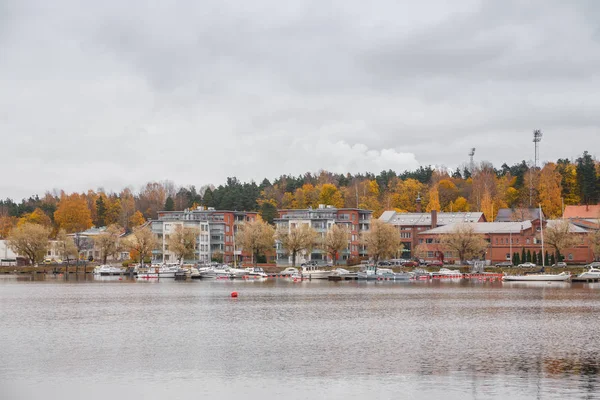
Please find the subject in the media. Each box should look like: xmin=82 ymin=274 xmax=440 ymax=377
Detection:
xmin=550 ymin=253 xmax=556 ymax=265
xmin=538 ymin=250 xmax=543 ymax=265
xmin=576 ymin=151 xmax=598 ymax=204
xmin=521 ymin=248 xmax=526 ymax=264
xmin=164 ymin=196 xmax=175 ymax=211
xmin=526 ymin=249 xmax=532 ymax=263
xmin=513 ymin=252 xmax=520 ymax=265
xmin=544 ymin=251 xmax=550 ymax=266
xmin=532 ymin=251 xmax=537 ymax=265
xmin=96 ymin=196 xmax=106 ymax=227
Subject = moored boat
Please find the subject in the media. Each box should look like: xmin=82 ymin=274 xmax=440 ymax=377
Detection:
xmin=502 ymin=272 xmax=571 ymax=282
xmin=573 ymin=267 xmax=600 ymax=281
xmin=300 ymin=265 xmax=330 ymax=279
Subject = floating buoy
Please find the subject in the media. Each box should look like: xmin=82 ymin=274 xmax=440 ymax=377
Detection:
xmin=231 ymin=291 xmax=238 ymax=298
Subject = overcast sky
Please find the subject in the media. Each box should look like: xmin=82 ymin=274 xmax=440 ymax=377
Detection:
xmin=1 ymin=0 xmax=599 ymax=200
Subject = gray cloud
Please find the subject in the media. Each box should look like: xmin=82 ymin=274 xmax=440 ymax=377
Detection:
xmin=1 ymin=0 xmax=599 ymax=199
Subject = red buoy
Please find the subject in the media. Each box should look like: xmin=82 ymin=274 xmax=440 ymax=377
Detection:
xmin=231 ymin=291 xmax=238 ymax=298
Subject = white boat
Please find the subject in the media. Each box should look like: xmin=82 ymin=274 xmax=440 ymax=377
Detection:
xmin=136 ymin=264 xmax=181 ymax=279
xmin=300 ymin=265 xmax=330 ymax=279
xmin=575 ymin=267 xmax=600 ymax=281
xmin=430 ymin=268 xmax=463 ymax=278
xmin=502 ymin=272 xmax=571 ymax=282
xmin=280 ymin=267 xmax=299 ymax=276
xmin=328 ymin=268 xmax=358 ymax=280
xmin=93 ymin=265 xmax=126 ymax=276
xmin=244 ymin=267 xmax=268 ymax=278
xmin=198 ymin=265 xmax=232 ymax=279
xmin=357 ymin=265 xmax=410 ymax=281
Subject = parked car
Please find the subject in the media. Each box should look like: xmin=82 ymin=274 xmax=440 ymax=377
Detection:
xmin=401 ymin=261 xmax=419 ymax=267
xmin=427 ymin=260 xmax=444 ymax=267
xmin=517 ymin=262 xmax=536 ymax=268
xmin=584 ymin=262 xmax=600 ymax=268
xmin=552 ymin=262 xmax=568 ymax=268
xmin=495 ymin=261 xmax=513 ymax=267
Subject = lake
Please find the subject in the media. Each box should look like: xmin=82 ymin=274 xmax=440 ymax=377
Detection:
xmin=1 ymin=275 xmax=600 ymax=400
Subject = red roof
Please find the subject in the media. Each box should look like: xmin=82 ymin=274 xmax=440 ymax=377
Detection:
xmin=563 ymin=205 xmax=600 ymax=219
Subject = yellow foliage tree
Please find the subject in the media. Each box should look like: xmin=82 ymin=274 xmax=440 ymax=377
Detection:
xmin=449 ymin=196 xmax=470 ymax=212
xmin=480 ymin=188 xmax=494 ymax=221
xmin=17 ymin=208 xmax=52 ymax=228
xmin=318 ymin=183 xmax=344 ymax=208
xmin=54 ymin=193 xmax=93 ymax=233
xmin=0 ymin=215 xmax=17 ymax=238
xmin=426 ymin=185 xmax=441 ymax=212
xmin=538 ymin=163 xmax=563 ymax=218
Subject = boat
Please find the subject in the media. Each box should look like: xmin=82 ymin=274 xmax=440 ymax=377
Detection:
xmin=279 ymin=267 xmax=299 ymax=276
xmin=328 ymin=268 xmax=358 ymax=281
xmin=573 ymin=266 xmax=600 ymax=281
xmin=136 ymin=264 xmax=181 ymax=279
xmin=430 ymin=268 xmax=463 ymax=278
xmin=244 ymin=267 xmax=268 ymax=278
xmin=357 ymin=265 xmax=410 ymax=281
xmin=300 ymin=264 xmax=331 ymax=279
xmin=502 ymin=271 xmax=571 ymax=282
xmin=198 ymin=265 xmax=233 ymax=279
xmin=93 ymin=265 xmax=126 ymax=276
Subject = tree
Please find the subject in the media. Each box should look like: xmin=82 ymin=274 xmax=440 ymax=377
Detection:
xmin=236 ymin=219 xmax=275 ymax=267
xmin=7 ymin=223 xmax=50 ymax=265
xmin=538 ymin=163 xmax=563 ymax=218
xmin=526 ymin=250 xmax=532 ymax=263
xmin=0 ymin=215 xmax=17 ymax=238
xmin=588 ymin=229 xmax=600 ymax=261
xmin=323 ymin=224 xmax=349 ymax=266
xmin=129 ymin=211 xmax=146 ymax=228
xmin=54 ymin=193 xmax=93 ymax=233
xmin=258 ymin=200 xmax=278 ymax=225
xmin=124 ymin=225 xmax=158 ymax=265
xmin=275 ymin=223 xmax=318 ymax=267
xmin=426 ymin=185 xmax=441 ymax=212
xmin=439 ymin=224 xmax=487 ymax=264
xmin=17 ymin=208 xmax=52 ymax=228
xmin=96 ymin=196 xmax=107 ymax=227
xmin=360 ymin=219 xmax=402 ymax=263
xmin=543 ymin=220 xmax=579 ymax=263
xmin=521 ymin=248 xmax=527 ymax=264
xmin=532 ymin=251 xmax=538 ymax=265
xmin=54 ymin=230 xmax=78 ymax=264
xmin=95 ymin=224 xmax=123 ymax=264
xmin=164 ymin=196 xmax=175 ymax=211
xmin=319 ymin=184 xmax=344 ymax=208
xmin=513 ymin=252 xmax=520 ymax=265
xmin=576 ymin=151 xmax=598 ymax=205
xmin=166 ymin=225 xmax=200 ymax=264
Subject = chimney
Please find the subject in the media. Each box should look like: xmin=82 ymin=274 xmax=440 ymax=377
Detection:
xmin=431 ymin=209 xmax=438 ymax=229
xmin=416 ymin=194 xmax=422 ymax=213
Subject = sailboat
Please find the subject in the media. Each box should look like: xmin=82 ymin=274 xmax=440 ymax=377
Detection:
xmin=503 ymin=204 xmax=571 ymax=282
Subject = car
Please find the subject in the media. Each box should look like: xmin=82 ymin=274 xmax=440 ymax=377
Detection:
xmin=495 ymin=261 xmax=513 ymax=267
xmin=517 ymin=262 xmax=536 ymax=268
xmin=584 ymin=262 xmax=600 ymax=268
xmin=401 ymin=261 xmax=419 ymax=267
xmin=552 ymin=262 xmax=568 ymax=268
xmin=427 ymin=260 xmax=444 ymax=267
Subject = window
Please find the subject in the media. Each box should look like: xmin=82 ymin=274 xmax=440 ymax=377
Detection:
xmin=495 ymin=238 xmax=498 ymax=245
xmin=506 ymin=253 xmax=510 ymax=260
xmin=400 ymin=232 xmax=411 ymax=239
xmin=427 ymin=251 xmax=434 ymax=257
xmin=500 ymin=238 xmax=504 ymax=244
xmin=568 ymin=253 xmax=573 ymax=260
xmin=526 ymin=238 xmax=530 ymax=244
xmin=516 ymin=239 xmax=519 ymax=244
xmin=426 ymin=238 xmax=433 ymax=244
xmin=419 ymin=239 xmax=424 ymax=244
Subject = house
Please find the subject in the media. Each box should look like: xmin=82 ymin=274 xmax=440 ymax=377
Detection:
xmin=379 ymin=209 xmax=485 ymax=259
xmin=563 ymin=205 xmax=600 ymax=219
xmin=274 ymin=205 xmax=372 ymax=265
xmin=69 ymin=227 xmax=129 ymax=262
xmin=495 ymin=208 xmax=544 ymax=222
xmin=152 ymin=207 xmax=258 ymax=264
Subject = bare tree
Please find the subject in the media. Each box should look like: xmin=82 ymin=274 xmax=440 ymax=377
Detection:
xmin=544 ymin=219 xmax=579 ymax=262
xmin=276 ymin=223 xmax=318 ymax=267
xmin=439 ymin=224 xmax=487 ymax=264
xmin=124 ymin=225 xmax=158 ymax=265
xmin=54 ymin=230 xmax=78 ymax=265
xmin=236 ymin=219 xmax=275 ymax=267
xmin=95 ymin=224 xmax=123 ymax=264
xmin=7 ymin=223 xmax=50 ymax=265
xmin=360 ymin=219 xmax=402 ymax=263
xmin=322 ymin=224 xmax=349 ymax=266
xmin=166 ymin=225 xmax=200 ymax=264
xmin=589 ymin=229 xmax=600 ymax=261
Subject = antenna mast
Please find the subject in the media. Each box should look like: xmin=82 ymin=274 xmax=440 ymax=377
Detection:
xmin=530 ymin=130 xmax=543 ymax=206
xmin=468 ymin=148 xmax=476 ymax=174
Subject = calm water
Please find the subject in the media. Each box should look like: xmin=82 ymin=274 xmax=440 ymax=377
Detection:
xmin=1 ymin=275 xmax=600 ymax=400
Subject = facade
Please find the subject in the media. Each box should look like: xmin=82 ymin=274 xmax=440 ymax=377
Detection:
xmin=379 ymin=210 xmax=486 ymax=259
xmin=69 ymin=227 xmax=130 ymax=262
xmin=152 ymin=207 xmax=258 ymax=264
xmin=417 ymin=220 xmax=593 ymax=265
xmin=0 ymin=239 xmax=19 ymax=265
xmin=495 ymin=208 xmax=544 ymax=222
xmin=274 ymin=205 xmax=372 ymax=265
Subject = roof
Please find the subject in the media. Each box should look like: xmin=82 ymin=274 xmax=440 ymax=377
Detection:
xmin=563 ymin=205 xmax=600 ymax=219
xmin=545 ymin=219 xmax=589 ymax=233
xmin=380 ymin=211 xmax=485 ymax=226
xmin=420 ymin=221 xmax=532 ymax=235
xmin=569 ymin=218 xmax=600 ymax=231
xmin=495 ymin=208 xmax=544 ymax=222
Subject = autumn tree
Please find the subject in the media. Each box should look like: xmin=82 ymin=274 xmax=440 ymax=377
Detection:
xmin=54 ymin=193 xmax=93 ymax=233
xmin=236 ymin=219 xmax=275 ymax=267
xmin=439 ymin=224 xmax=487 ymax=264
xmin=319 ymin=184 xmax=344 ymax=208
xmin=426 ymin=185 xmax=441 ymax=212
xmin=322 ymin=224 xmax=349 ymax=266
xmin=54 ymin=229 xmax=78 ymax=264
xmin=7 ymin=223 xmax=50 ymax=265
xmin=0 ymin=215 xmax=17 ymax=238
xmin=166 ymin=225 xmax=200 ymax=264
xmin=124 ymin=225 xmax=158 ymax=265
xmin=95 ymin=224 xmax=123 ymax=264
xmin=129 ymin=211 xmax=146 ymax=228
xmin=538 ymin=163 xmax=563 ymax=218
xmin=543 ymin=220 xmax=579 ymax=262
xmin=360 ymin=219 xmax=402 ymax=263
xmin=17 ymin=208 xmax=52 ymax=228
xmin=275 ymin=223 xmax=318 ymax=267
xmin=588 ymin=229 xmax=600 ymax=261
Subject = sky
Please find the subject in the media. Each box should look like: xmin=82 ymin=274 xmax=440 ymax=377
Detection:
xmin=1 ymin=0 xmax=599 ymax=200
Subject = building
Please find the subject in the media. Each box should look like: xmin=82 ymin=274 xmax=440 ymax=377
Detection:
xmin=495 ymin=208 xmax=544 ymax=222
xmin=152 ymin=207 xmax=257 ymax=264
xmin=417 ymin=219 xmax=593 ymax=264
xmin=274 ymin=205 xmax=372 ymax=265
xmin=69 ymin=227 xmax=130 ymax=262
xmin=379 ymin=210 xmax=485 ymax=259
xmin=0 ymin=240 xmax=19 ymax=265
xmin=563 ymin=205 xmax=600 ymax=219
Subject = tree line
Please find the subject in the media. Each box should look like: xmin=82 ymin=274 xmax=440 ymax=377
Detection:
xmin=1 ymin=153 xmax=600 ymax=241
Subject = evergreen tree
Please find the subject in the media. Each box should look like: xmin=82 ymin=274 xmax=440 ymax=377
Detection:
xmin=96 ymin=196 xmax=106 ymax=227
xmin=526 ymin=249 xmax=532 ymax=263
xmin=259 ymin=202 xmax=278 ymax=225
xmin=513 ymin=252 xmax=520 ymax=265
xmin=202 ymin=188 xmax=214 ymax=208
xmin=544 ymin=251 xmax=550 ymax=266
xmin=576 ymin=151 xmax=598 ymax=204
xmin=550 ymin=253 xmax=556 ymax=265
xmin=164 ymin=196 xmax=175 ymax=211
xmin=538 ymin=250 xmax=543 ymax=265
xmin=532 ymin=251 xmax=537 ymax=265
xmin=521 ymin=248 xmax=527 ymax=264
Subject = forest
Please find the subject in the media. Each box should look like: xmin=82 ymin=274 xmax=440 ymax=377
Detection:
xmin=1 ymin=152 xmax=599 ymax=238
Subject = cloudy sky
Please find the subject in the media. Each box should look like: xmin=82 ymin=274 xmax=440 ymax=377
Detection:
xmin=1 ymin=0 xmax=599 ymax=199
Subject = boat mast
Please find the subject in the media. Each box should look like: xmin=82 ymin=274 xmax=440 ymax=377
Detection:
xmin=539 ymin=203 xmax=544 ymax=268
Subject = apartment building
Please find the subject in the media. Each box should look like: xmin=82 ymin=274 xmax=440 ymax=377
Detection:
xmin=153 ymin=207 xmax=257 ymax=264
xmin=274 ymin=205 xmax=372 ymax=265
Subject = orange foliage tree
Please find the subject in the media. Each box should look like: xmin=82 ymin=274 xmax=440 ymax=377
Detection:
xmin=54 ymin=193 xmax=93 ymax=233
